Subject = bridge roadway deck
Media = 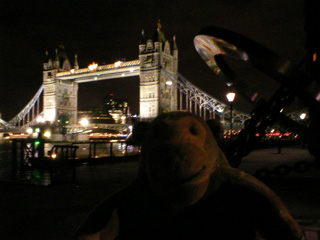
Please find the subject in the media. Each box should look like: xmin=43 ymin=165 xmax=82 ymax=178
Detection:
xmin=0 ymin=145 xmax=319 ymax=239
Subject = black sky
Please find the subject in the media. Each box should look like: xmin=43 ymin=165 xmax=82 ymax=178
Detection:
xmin=0 ymin=0 xmax=306 ymax=121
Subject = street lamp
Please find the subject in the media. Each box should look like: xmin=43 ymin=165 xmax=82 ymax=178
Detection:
xmin=226 ymin=92 xmax=236 ymax=139
xmin=300 ymin=112 xmax=306 ymax=120
xmin=80 ymin=118 xmax=89 ymax=127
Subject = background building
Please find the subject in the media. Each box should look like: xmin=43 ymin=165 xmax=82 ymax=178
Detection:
xmin=104 ymin=93 xmax=129 ymax=124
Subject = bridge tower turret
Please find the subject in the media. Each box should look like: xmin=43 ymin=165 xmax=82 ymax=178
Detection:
xmin=74 ymin=54 xmax=79 ymax=70
xmin=139 ymin=21 xmax=178 ymax=120
xmin=42 ymin=46 xmax=78 ymax=125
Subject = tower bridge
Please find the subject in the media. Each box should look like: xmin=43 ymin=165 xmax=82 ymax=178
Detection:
xmin=1 ymin=24 xmax=250 ymax=132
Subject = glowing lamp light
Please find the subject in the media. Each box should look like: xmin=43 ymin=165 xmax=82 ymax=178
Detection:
xmin=43 ymin=130 xmax=51 ymax=138
xmin=44 ymin=110 xmax=56 ymax=122
xmin=35 ymin=128 xmax=41 ymax=133
xmin=88 ymin=62 xmax=98 ymax=71
xmin=26 ymin=128 xmax=33 ymax=134
xmin=300 ymin=113 xmax=306 ymax=120
xmin=226 ymin=92 xmax=236 ymax=102
xmin=166 ymin=80 xmax=173 ymax=86
xmin=70 ymin=69 xmax=75 ymax=74
xmin=216 ymin=108 xmax=224 ymax=113
xmin=37 ymin=116 xmax=45 ymax=123
xmin=80 ymin=118 xmax=89 ymax=126
xmin=114 ymin=61 xmax=122 ymax=67
xmin=51 ymin=153 xmax=57 ymax=159
xmin=129 ymin=68 xmax=135 ymax=72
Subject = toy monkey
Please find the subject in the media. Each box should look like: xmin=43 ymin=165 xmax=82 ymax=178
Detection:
xmin=76 ymin=111 xmax=304 ymax=240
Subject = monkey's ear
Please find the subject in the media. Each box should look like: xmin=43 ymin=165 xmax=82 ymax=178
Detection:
xmin=206 ymin=119 xmax=224 ymax=140
xmin=129 ymin=121 xmax=151 ymax=144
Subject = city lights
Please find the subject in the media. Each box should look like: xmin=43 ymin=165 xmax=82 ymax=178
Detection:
xmin=44 ymin=110 xmax=56 ymax=122
xmin=2 ymin=6 xmax=318 ymax=238
xmin=166 ymin=80 xmax=172 ymax=86
xmin=79 ymin=118 xmax=89 ymax=126
xmin=216 ymin=107 xmax=224 ymax=113
xmin=226 ymin=92 xmax=236 ymax=102
xmin=88 ymin=62 xmax=98 ymax=71
xmin=114 ymin=61 xmax=122 ymax=67
xmin=37 ymin=116 xmax=46 ymax=123
xmin=43 ymin=130 xmax=51 ymax=138
xmin=300 ymin=113 xmax=306 ymax=120
xmin=26 ymin=128 xmax=33 ymax=134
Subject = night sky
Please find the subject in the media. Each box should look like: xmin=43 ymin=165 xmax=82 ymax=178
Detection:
xmin=0 ymin=0 xmax=306 ymax=121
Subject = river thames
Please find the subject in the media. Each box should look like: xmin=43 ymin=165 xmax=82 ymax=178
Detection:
xmin=0 ymin=140 xmax=140 ymax=185
xmin=0 ymin=141 xmax=12 ymax=182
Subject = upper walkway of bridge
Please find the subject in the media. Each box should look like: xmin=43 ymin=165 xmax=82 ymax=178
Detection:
xmin=54 ymin=60 xmax=140 ymax=83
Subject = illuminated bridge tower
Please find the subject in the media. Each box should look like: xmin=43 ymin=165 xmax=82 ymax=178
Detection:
xmin=43 ymin=44 xmax=79 ymax=125
xmin=139 ymin=22 xmax=178 ymax=120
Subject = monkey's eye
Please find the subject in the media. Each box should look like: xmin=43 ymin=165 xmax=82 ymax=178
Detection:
xmin=189 ymin=125 xmax=198 ymax=135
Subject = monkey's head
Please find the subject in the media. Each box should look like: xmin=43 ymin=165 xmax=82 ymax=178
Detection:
xmin=134 ymin=111 xmax=227 ymax=208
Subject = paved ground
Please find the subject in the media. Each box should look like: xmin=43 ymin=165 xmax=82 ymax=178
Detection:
xmin=0 ymin=145 xmax=319 ymax=240
xmin=240 ymin=147 xmax=320 ymax=225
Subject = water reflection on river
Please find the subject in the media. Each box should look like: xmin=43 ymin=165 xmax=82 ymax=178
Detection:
xmin=0 ymin=140 xmax=139 ymax=185
xmin=0 ymin=141 xmax=12 ymax=182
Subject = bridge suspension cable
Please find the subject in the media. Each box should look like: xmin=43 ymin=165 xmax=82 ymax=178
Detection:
xmin=0 ymin=118 xmax=13 ymax=129
xmin=9 ymin=85 xmax=44 ymax=127
xmin=162 ymin=69 xmax=250 ymax=124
